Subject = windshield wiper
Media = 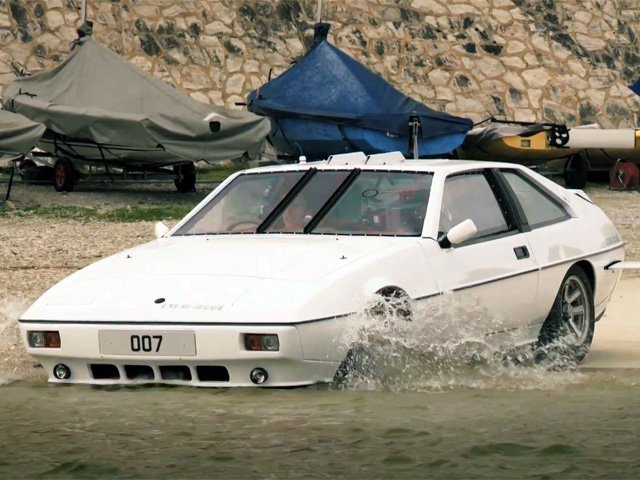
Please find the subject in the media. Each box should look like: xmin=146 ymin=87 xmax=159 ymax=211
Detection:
xmin=257 ymin=167 xmax=317 ymax=233
xmin=304 ymin=168 xmax=361 ymax=234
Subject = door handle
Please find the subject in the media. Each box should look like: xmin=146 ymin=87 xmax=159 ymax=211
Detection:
xmin=513 ymin=245 xmax=530 ymax=260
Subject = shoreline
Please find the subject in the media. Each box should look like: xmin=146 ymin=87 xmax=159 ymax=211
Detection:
xmin=583 ymin=275 xmax=640 ymax=369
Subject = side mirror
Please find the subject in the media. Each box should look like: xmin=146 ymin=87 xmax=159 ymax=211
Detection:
xmin=154 ymin=221 xmax=169 ymax=239
xmin=439 ymin=219 xmax=477 ymax=248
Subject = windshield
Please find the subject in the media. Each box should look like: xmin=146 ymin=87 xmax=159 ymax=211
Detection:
xmin=174 ymin=169 xmax=432 ymax=236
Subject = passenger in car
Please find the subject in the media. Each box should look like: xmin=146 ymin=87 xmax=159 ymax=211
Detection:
xmin=278 ymin=197 xmax=311 ymax=232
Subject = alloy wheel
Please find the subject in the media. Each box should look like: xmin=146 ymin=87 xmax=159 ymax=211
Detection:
xmin=559 ymin=274 xmax=591 ymax=346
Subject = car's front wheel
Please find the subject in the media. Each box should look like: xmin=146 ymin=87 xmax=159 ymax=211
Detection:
xmin=334 ymin=288 xmax=412 ymax=387
xmin=365 ymin=287 xmax=412 ymax=322
xmin=537 ymin=265 xmax=595 ymax=364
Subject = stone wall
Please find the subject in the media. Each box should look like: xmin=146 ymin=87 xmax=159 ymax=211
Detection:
xmin=1 ymin=0 xmax=639 ymax=128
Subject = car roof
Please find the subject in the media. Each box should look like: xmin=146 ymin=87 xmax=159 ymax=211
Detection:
xmin=241 ymin=152 xmax=526 ymax=176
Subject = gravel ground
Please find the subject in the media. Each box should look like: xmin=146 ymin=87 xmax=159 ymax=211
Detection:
xmin=0 ymin=180 xmax=209 ymax=381
xmin=0 ymin=180 xmax=638 ymax=381
xmin=1 ymin=177 xmax=210 ymax=210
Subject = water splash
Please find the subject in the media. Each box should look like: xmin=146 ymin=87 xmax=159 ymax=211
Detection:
xmin=333 ymin=292 xmax=585 ymax=392
xmin=0 ymin=298 xmax=44 ymax=385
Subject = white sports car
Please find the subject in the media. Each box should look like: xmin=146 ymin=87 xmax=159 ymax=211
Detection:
xmin=19 ymin=152 xmax=629 ymax=387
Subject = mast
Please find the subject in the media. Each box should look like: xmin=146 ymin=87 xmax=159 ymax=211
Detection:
xmin=316 ymin=0 xmax=323 ymax=22
xmin=80 ymin=0 xmax=88 ymax=24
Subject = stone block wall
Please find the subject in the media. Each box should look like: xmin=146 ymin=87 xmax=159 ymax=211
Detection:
xmin=1 ymin=0 xmax=639 ymax=128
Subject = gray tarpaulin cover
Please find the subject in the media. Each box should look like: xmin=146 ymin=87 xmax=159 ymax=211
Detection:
xmin=2 ymin=36 xmax=269 ymax=163
xmin=0 ymin=109 xmax=45 ymax=158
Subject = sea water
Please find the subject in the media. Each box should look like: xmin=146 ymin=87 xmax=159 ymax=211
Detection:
xmin=2 ymin=299 xmax=640 ymax=479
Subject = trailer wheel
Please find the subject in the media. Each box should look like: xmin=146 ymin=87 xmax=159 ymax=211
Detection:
xmin=53 ymin=157 xmax=78 ymax=192
xmin=174 ymin=163 xmax=196 ymax=193
xmin=18 ymin=159 xmax=39 ymax=182
xmin=563 ymin=153 xmax=589 ymax=189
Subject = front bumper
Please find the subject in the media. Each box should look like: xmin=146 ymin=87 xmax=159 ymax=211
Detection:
xmin=19 ymin=322 xmax=341 ymax=387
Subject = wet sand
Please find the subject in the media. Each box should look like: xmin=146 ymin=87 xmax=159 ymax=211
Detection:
xmin=584 ymin=275 xmax=640 ymax=369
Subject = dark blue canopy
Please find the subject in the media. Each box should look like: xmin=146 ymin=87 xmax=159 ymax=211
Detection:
xmin=247 ymin=23 xmax=473 ymax=141
xmin=630 ymin=77 xmax=640 ymax=96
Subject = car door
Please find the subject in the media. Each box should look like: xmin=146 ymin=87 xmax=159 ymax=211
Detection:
xmin=423 ymin=169 xmax=540 ymax=342
xmin=495 ymin=169 xmax=576 ymax=324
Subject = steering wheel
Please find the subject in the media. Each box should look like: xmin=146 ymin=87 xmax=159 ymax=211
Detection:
xmin=228 ymin=220 xmax=259 ymax=233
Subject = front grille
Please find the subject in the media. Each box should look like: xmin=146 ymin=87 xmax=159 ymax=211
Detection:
xmin=124 ymin=364 xmax=155 ymax=380
xmin=90 ymin=364 xmax=120 ymax=380
xmin=196 ymin=366 xmax=230 ymax=382
xmin=87 ymin=364 xmax=230 ymax=383
xmin=160 ymin=365 xmax=192 ymax=381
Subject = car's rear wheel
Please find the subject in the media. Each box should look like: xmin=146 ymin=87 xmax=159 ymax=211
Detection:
xmin=537 ymin=265 xmax=594 ymax=364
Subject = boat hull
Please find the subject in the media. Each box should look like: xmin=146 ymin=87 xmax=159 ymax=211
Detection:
xmin=457 ymin=130 xmax=581 ymax=165
xmin=269 ymin=118 xmax=466 ymax=160
xmin=459 ymin=126 xmax=640 ymax=171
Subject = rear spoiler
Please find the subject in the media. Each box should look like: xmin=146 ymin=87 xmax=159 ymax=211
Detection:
xmin=605 ymin=261 xmax=640 ymax=270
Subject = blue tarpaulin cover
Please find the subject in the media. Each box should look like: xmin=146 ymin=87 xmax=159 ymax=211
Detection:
xmin=629 ymin=77 xmax=640 ymax=96
xmin=247 ymin=23 xmax=473 ymax=142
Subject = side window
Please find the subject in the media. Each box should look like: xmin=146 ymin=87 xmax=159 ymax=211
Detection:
xmin=439 ymin=173 xmax=511 ymax=240
xmin=501 ymin=171 xmax=569 ymax=228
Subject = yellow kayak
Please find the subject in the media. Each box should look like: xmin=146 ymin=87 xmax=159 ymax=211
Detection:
xmin=457 ymin=122 xmax=581 ymax=165
xmin=458 ymin=121 xmax=640 ymax=188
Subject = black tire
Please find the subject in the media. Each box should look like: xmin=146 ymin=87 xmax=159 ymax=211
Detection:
xmin=53 ymin=157 xmax=78 ymax=192
xmin=537 ymin=265 xmax=595 ymax=364
xmin=18 ymin=159 xmax=39 ymax=182
xmin=333 ymin=341 xmax=379 ymax=387
xmin=20 ymin=160 xmax=54 ymax=183
xmin=334 ymin=289 xmax=412 ymax=387
xmin=365 ymin=288 xmax=412 ymax=321
xmin=563 ymin=153 xmax=589 ymax=189
xmin=174 ymin=163 xmax=196 ymax=193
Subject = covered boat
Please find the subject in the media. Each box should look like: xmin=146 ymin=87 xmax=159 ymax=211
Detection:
xmin=457 ymin=119 xmax=591 ymax=187
xmin=457 ymin=120 xmax=578 ymax=164
xmin=247 ymin=23 xmax=473 ymax=161
xmin=0 ymin=109 xmax=45 ymax=160
xmin=2 ymin=22 xmax=270 ymax=191
xmin=459 ymin=119 xmax=640 ymax=188
xmin=0 ymin=109 xmax=46 ymax=201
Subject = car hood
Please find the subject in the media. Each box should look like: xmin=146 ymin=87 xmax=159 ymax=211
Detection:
xmin=21 ymin=235 xmax=410 ymax=323
xmin=95 ymin=235 xmax=387 ymax=281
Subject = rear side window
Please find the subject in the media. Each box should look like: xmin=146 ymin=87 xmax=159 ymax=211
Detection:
xmin=439 ymin=173 xmax=511 ymax=240
xmin=501 ymin=171 xmax=569 ymax=228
